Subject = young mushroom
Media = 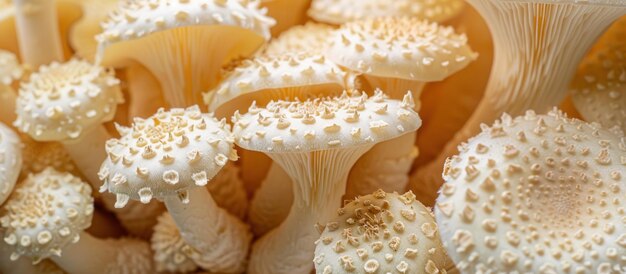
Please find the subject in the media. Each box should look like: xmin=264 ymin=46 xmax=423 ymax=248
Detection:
xmin=99 ymin=106 xmax=251 ymax=273
xmin=96 ymin=0 xmax=275 ymax=108
xmin=0 ymin=122 xmax=21 ymax=205
xmin=326 ymin=16 xmax=476 ymax=198
xmin=435 ymin=110 xmax=626 ymax=273
xmin=412 ymin=0 xmax=626 ymax=205
xmin=232 ymin=91 xmax=422 ymax=273
xmin=314 ymin=190 xmax=453 ymax=274
xmin=1 ymin=168 xmax=154 ymax=274
xmin=0 ymin=49 xmax=23 ymax=125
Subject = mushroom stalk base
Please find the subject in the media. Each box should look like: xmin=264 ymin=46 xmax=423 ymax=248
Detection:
xmin=410 ymin=1 xmax=626 ymax=205
xmin=13 ymin=0 xmax=63 ymax=67
xmin=248 ymin=163 xmax=293 ymax=236
xmin=51 ymin=231 xmax=117 ymax=274
xmin=164 ymin=187 xmax=251 ymax=273
xmin=248 ymin=146 xmax=372 ymax=274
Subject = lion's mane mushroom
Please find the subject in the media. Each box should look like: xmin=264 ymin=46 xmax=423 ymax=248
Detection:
xmin=326 ymin=16 xmax=476 ymax=198
xmin=308 ymin=0 xmax=465 ymax=25
xmin=263 ymin=22 xmax=335 ymax=57
xmin=314 ymin=190 xmax=453 ymax=274
xmin=96 ymin=0 xmax=275 ymax=109
xmin=99 ymin=106 xmax=251 ymax=273
xmin=233 ymin=91 xmax=421 ymax=273
xmin=0 ymin=122 xmax=21 ymax=205
xmin=1 ymin=168 xmax=154 ymax=274
xmin=412 ymin=0 xmax=626 ymax=206
xmin=0 ymin=49 xmax=23 ymax=125
xmin=435 ymin=110 xmax=626 ymax=273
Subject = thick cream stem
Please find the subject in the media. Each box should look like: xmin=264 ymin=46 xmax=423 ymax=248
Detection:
xmin=248 ymin=163 xmax=293 ymax=236
xmin=410 ymin=2 xmax=626 ymax=205
xmin=164 ymin=187 xmax=251 ymax=273
xmin=0 ymin=86 xmax=16 ymax=126
xmin=51 ymin=231 xmax=117 ymax=274
xmin=13 ymin=0 xmax=63 ymax=67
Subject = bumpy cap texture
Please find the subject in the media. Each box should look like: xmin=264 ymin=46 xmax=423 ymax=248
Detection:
xmin=0 ymin=123 xmax=22 ymax=205
xmin=263 ymin=22 xmax=335 ymax=56
xmin=0 ymin=49 xmax=22 ymax=85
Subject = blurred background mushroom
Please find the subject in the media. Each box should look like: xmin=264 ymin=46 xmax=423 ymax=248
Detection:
xmin=0 ymin=49 xmax=22 ymax=125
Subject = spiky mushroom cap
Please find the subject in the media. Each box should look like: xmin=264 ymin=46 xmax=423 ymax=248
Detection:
xmin=308 ymin=0 xmax=464 ymax=25
xmin=435 ymin=110 xmax=626 ymax=273
xmin=99 ymin=105 xmax=238 ymax=208
xmin=205 ymin=52 xmax=354 ymax=114
xmin=13 ymin=59 xmax=123 ymax=141
xmin=571 ymin=45 xmax=626 ymax=134
xmin=314 ymin=190 xmax=452 ymax=274
xmin=326 ymin=17 xmax=477 ymax=82
xmin=232 ymin=90 xmax=422 ymax=153
xmin=263 ymin=22 xmax=335 ymax=56
xmin=0 ymin=49 xmax=23 ymax=86
xmin=0 ymin=123 xmax=21 ymax=205
xmin=1 ymin=168 xmax=94 ymax=263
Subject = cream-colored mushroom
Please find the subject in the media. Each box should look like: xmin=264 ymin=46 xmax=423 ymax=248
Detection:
xmin=0 ymin=49 xmax=23 ymax=126
xmin=0 ymin=122 xmax=21 ymax=205
xmin=435 ymin=110 xmax=626 ymax=272
xmin=233 ymin=91 xmax=421 ymax=273
xmin=263 ymin=22 xmax=335 ymax=57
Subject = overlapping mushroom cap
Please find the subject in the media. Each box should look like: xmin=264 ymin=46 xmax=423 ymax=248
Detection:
xmin=314 ymin=190 xmax=451 ymax=274
xmin=99 ymin=106 xmax=238 ymax=207
xmin=0 ymin=123 xmax=21 ymax=205
xmin=326 ymin=17 xmax=477 ymax=82
xmin=13 ymin=59 xmax=123 ymax=141
xmin=1 ymin=168 xmax=94 ymax=263
xmin=0 ymin=49 xmax=22 ymax=85
xmin=263 ymin=22 xmax=335 ymax=56
xmin=308 ymin=0 xmax=464 ymax=25
xmin=435 ymin=110 xmax=626 ymax=273
xmin=232 ymin=91 xmax=421 ymax=153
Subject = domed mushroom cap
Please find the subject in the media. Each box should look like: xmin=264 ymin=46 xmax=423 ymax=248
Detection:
xmin=314 ymin=190 xmax=451 ymax=274
xmin=96 ymin=0 xmax=275 ymax=53
xmin=326 ymin=17 xmax=477 ymax=82
xmin=308 ymin=0 xmax=464 ymax=25
xmin=14 ymin=59 xmax=123 ymax=141
xmin=571 ymin=45 xmax=626 ymax=133
xmin=99 ymin=106 xmax=238 ymax=207
xmin=232 ymin=90 xmax=421 ymax=153
xmin=1 ymin=168 xmax=94 ymax=263
xmin=263 ymin=22 xmax=335 ymax=56
xmin=205 ymin=52 xmax=354 ymax=111
xmin=0 ymin=123 xmax=22 ymax=205
xmin=0 ymin=49 xmax=23 ymax=85
xmin=435 ymin=110 xmax=626 ymax=273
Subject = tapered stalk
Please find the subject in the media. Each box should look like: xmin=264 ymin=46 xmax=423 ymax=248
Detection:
xmin=411 ymin=1 xmax=626 ymax=205
xmin=248 ymin=163 xmax=293 ymax=236
xmin=13 ymin=0 xmax=63 ymax=67
xmin=164 ymin=187 xmax=251 ymax=273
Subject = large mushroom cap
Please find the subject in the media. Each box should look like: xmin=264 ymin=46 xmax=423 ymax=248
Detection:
xmin=99 ymin=105 xmax=238 ymax=207
xmin=232 ymin=90 xmax=422 ymax=153
xmin=435 ymin=110 xmax=626 ymax=273
xmin=327 ymin=17 xmax=477 ymax=82
xmin=263 ymin=22 xmax=335 ymax=56
xmin=0 ymin=123 xmax=21 ymax=205
xmin=314 ymin=190 xmax=452 ymax=274
xmin=0 ymin=49 xmax=22 ymax=85
xmin=571 ymin=44 xmax=626 ymax=133
xmin=308 ymin=0 xmax=464 ymax=25
xmin=1 ymin=168 xmax=94 ymax=263
xmin=13 ymin=59 xmax=123 ymax=141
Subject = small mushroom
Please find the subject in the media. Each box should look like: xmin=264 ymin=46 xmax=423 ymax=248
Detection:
xmin=314 ymin=190 xmax=453 ymax=274
xmin=1 ymin=168 xmax=154 ymax=273
xmin=0 ymin=122 xmax=21 ymax=205
xmin=435 ymin=110 xmax=626 ymax=272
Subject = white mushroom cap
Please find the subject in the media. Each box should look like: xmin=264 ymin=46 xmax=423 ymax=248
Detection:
xmin=205 ymin=52 xmax=355 ymax=113
xmin=1 ymin=168 xmax=94 ymax=263
xmin=435 ymin=110 xmax=626 ymax=273
xmin=13 ymin=59 xmax=124 ymax=141
xmin=0 ymin=123 xmax=21 ymax=205
xmin=326 ymin=17 xmax=477 ymax=82
xmin=308 ymin=0 xmax=464 ymax=25
xmin=232 ymin=90 xmax=421 ymax=153
xmin=0 ymin=49 xmax=23 ymax=85
xmin=151 ymin=212 xmax=200 ymax=273
xmin=263 ymin=22 xmax=335 ymax=56
xmin=571 ymin=45 xmax=626 ymax=133
xmin=96 ymin=0 xmax=275 ymax=57
xmin=314 ymin=190 xmax=452 ymax=274
xmin=99 ymin=105 xmax=238 ymax=207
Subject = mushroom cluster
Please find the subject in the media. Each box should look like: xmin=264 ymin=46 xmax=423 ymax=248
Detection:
xmin=0 ymin=0 xmax=624 ymax=273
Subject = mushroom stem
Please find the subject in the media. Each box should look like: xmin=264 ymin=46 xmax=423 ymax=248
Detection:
xmin=61 ymin=124 xmax=110 ymax=188
xmin=126 ymin=64 xmax=166 ymax=119
xmin=0 ymin=86 xmax=16 ymax=125
xmin=412 ymin=2 xmax=626 ymax=205
xmin=248 ymin=163 xmax=293 ymax=236
xmin=12 ymin=0 xmax=63 ymax=67
xmin=0 ymin=241 xmax=53 ymax=274
xmin=248 ymin=146 xmax=372 ymax=274
xmin=163 ymin=187 xmax=251 ymax=273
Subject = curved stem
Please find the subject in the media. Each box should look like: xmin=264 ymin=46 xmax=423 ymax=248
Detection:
xmin=12 ymin=0 xmax=63 ymax=67
xmin=164 ymin=187 xmax=251 ymax=273
xmin=248 ymin=163 xmax=293 ymax=236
